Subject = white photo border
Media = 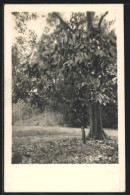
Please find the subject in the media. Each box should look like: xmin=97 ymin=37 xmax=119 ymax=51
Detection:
xmin=4 ymin=4 xmax=125 ymax=192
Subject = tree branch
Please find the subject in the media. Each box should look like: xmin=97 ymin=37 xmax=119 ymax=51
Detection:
xmin=98 ymin=11 xmax=108 ymax=30
xmin=52 ymin=12 xmax=73 ymax=32
xmin=87 ymin=12 xmax=95 ymax=30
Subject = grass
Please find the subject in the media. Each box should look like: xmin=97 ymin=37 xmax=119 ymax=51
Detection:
xmin=12 ymin=125 xmax=118 ymax=137
xmin=12 ymin=125 xmax=118 ymax=164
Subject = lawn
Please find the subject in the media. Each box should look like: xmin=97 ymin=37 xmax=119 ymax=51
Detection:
xmin=12 ymin=125 xmax=118 ymax=164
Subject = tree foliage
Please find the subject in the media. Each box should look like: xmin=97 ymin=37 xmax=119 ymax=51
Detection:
xmin=12 ymin=11 xmax=117 ymax=128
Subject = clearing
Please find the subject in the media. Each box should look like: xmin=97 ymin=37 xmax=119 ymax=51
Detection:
xmin=12 ymin=124 xmax=118 ymax=164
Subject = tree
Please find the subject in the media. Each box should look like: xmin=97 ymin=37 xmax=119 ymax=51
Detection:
xmin=12 ymin=11 xmax=117 ymax=141
xmin=12 ymin=12 xmax=42 ymax=106
xmin=85 ymin=12 xmax=117 ymax=140
xmin=36 ymin=11 xmax=117 ymax=140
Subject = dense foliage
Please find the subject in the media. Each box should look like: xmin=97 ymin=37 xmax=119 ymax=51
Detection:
xmin=12 ymin=11 xmax=117 ymax=129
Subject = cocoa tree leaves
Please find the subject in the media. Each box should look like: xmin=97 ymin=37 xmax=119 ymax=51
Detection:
xmin=12 ymin=11 xmax=117 ymax=108
xmin=95 ymin=48 xmax=104 ymax=57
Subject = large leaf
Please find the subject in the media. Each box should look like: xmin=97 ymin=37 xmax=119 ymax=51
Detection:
xmin=29 ymin=48 xmax=40 ymax=67
xmin=95 ymin=49 xmax=104 ymax=57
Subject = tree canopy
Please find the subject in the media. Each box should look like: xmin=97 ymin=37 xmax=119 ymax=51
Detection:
xmin=12 ymin=11 xmax=117 ymax=128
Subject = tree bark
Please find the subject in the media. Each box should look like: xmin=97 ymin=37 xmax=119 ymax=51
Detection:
xmin=87 ymin=101 xmax=107 ymax=140
xmin=86 ymin=12 xmax=108 ymax=140
xmin=81 ymin=125 xmax=86 ymax=144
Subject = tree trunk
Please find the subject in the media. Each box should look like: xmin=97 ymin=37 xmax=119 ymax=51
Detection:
xmin=88 ymin=101 xmax=107 ymax=140
xmin=81 ymin=126 xmax=86 ymax=144
xmin=85 ymin=12 xmax=109 ymax=140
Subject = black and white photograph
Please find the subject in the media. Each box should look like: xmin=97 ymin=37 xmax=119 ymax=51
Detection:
xmin=4 ymin=4 xmax=125 ymax=192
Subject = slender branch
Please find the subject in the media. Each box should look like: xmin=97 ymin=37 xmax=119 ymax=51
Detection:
xmin=52 ymin=12 xmax=73 ymax=32
xmin=62 ymin=96 xmax=70 ymax=103
xmin=98 ymin=11 xmax=108 ymax=30
xmin=63 ymin=60 xmax=72 ymax=66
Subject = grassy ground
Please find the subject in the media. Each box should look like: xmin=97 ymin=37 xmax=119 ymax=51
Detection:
xmin=12 ymin=125 xmax=118 ymax=164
